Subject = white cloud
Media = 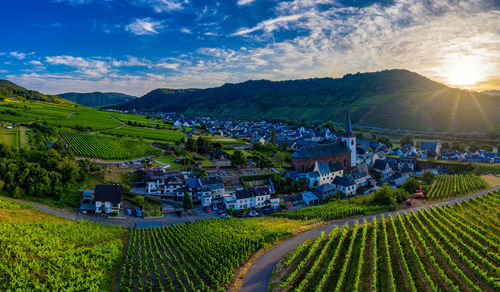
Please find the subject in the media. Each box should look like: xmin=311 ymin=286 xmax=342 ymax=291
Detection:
xmin=125 ymin=18 xmax=164 ymax=35
xmin=45 ymin=55 xmax=111 ymax=77
xmin=134 ymin=0 xmax=189 ymax=13
xmin=10 ymin=51 xmax=27 ymax=60
xmin=29 ymin=60 xmax=43 ymax=65
xmin=231 ymin=14 xmax=307 ymax=36
xmin=156 ymin=63 xmax=180 ymax=70
xmin=111 ymin=56 xmax=148 ymax=67
xmin=237 ymin=0 xmax=256 ymax=5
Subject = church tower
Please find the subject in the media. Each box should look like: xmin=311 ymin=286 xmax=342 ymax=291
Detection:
xmin=341 ymin=110 xmax=356 ymax=167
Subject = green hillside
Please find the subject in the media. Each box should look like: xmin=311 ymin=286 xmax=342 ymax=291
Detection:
xmin=0 ymin=79 xmax=64 ymax=103
xmin=58 ymin=91 xmax=136 ymax=107
xmin=111 ymin=70 xmax=500 ymax=132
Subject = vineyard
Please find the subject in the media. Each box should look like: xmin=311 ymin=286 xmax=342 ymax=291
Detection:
xmin=60 ymin=130 xmax=160 ymax=160
xmin=272 ymin=200 xmax=386 ymax=221
xmin=272 ymin=190 xmax=500 ymax=292
xmin=119 ymin=218 xmax=291 ymax=292
xmin=0 ymin=197 xmax=127 ymax=291
xmin=102 ymin=126 xmax=186 ymax=142
xmin=427 ymin=174 xmax=486 ymax=200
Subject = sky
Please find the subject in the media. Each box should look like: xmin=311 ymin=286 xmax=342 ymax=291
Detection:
xmin=0 ymin=0 xmax=499 ymax=96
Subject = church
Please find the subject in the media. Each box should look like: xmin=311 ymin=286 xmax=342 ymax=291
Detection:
xmin=291 ymin=111 xmax=356 ymax=172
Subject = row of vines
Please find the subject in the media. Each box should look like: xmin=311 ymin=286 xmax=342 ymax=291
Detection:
xmin=119 ymin=218 xmax=291 ymax=292
xmin=427 ymin=174 xmax=486 ymax=199
xmin=273 ymin=190 xmax=500 ymax=291
xmin=60 ymin=130 xmax=160 ymax=160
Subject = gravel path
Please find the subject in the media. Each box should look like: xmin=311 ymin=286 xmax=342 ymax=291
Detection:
xmin=239 ymin=186 xmax=500 ymax=292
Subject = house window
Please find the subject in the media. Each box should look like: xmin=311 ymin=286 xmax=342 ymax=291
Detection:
xmin=351 ymin=140 xmax=354 ymax=145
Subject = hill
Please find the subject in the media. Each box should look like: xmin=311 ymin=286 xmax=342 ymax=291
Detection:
xmin=0 ymin=79 xmax=63 ymax=103
xmin=110 ymin=70 xmax=500 ymax=132
xmin=482 ymin=90 xmax=500 ymax=96
xmin=58 ymin=91 xmax=136 ymax=107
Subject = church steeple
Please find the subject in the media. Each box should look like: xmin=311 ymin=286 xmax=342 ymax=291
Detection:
xmin=344 ymin=110 xmax=352 ymax=137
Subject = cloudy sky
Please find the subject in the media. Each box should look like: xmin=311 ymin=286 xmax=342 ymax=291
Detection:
xmin=1 ymin=0 xmax=499 ymax=96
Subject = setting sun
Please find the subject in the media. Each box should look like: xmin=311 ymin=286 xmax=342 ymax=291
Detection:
xmin=439 ymin=54 xmax=489 ymax=87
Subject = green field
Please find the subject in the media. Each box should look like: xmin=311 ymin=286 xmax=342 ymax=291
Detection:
xmin=272 ymin=191 xmax=500 ymax=291
xmin=0 ymin=197 xmax=127 ymax=291
xmin=102 ymin=126 xmax=186 ymax=142
xmin=60 ymin=130 xmax=160 ymax=160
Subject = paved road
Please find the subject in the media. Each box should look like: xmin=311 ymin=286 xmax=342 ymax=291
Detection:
xmin=239 ymin=186 xmax=500 ymax=292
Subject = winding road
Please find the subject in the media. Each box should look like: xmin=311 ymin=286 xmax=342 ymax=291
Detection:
xmin=239 ymin=186 xmax=500 ymax=292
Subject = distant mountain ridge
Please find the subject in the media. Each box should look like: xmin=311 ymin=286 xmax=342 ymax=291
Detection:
xmin=58 ymin=92 xmax=136 ymax=107
xmin=0 ymin=79 xmax=63 ymax=103
xmin=110 ymin=69 xmax=500 ymax=132
xmin=482 ymin=90 xmax=500 ymax=96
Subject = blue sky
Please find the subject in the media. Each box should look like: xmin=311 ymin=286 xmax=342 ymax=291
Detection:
xmin=1 ymin=0 xmax=499 ymax=95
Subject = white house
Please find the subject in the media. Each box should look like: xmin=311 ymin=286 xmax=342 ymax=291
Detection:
xmin=333 ymin=176 xmax=357 ymax=196
xmin=94 ymin=184 xmax=122 ymax=214
xmin=307 ymin=161 xmax=343 ymax=187
xmin=224 ymin=186 xmax=279 ymax=210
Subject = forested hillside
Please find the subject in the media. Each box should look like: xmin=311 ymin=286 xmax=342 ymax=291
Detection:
xmin=111 ymin=70 xmax=500 ymax=132
xmin=0 ymin=79 xmax=63 ymax=103
xmin=58 ymin=91 xmax=136 ymax=107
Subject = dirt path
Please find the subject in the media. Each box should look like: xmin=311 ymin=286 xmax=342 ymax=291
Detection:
xmin=109 ymin=115 xmax=127 ymax=126
xmin=67 ymin=111 xmax=74 ymax=119
xmin=239 ymin=186 xmax=500 ymax=292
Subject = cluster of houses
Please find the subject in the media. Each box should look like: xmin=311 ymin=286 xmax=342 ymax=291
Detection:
xmin=390 ymin=141 xmax=500 ymax=163
xmin=143 ymin=169 xmax=279 ymax=210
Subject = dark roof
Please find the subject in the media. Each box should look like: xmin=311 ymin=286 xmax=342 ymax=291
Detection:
xmin=333 ymin=176 xmax=356 ymax=187
xmin=316 ymin=161 xmax=331 ymax=174
xmin=253 ymin=186 xmax=273 ymax=196
xmin=344 ymin=110 xmax=353 ymax=137
xmin=291 ymin=142 xmax=350 ymax=159
xmin=421 ymin=142 xmax=438 ymax=151
xmin=314 ymin=183 xmax=336 ymax=193
xmin=398 ymin=157 xmax=416 ymax=164
xmin=200 ymin=176 xmax=223 ymax=186
xmin=373 ymin=159 xmax=389 ymax=170
xmin=330 ymin=162 xmax=343 ymax=172
xmin=235 ymin=189 xmax=253 ymax=200
xmin=94 ymin=184 xmax=122 ymax=204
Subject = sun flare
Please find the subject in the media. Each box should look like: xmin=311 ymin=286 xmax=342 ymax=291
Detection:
xmin=440 ymin=54 xmax=488 ymax=87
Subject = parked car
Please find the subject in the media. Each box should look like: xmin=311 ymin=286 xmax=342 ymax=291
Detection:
xmin=212 ymin=204 xmax=218 ymax=211
xmin=248 ymin=210 xmax=259 ymax=217
xmin=204 ymin=206 xmax=211 ymax=213
xmin=135 ymin=207 xmax=142 ymax=217
xmin=221 ymin=213 xmax=230 ymax=218
xmin=126 ymin=209 xmax=132 ymax=215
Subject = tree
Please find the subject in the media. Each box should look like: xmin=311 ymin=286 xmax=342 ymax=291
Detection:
xmin=185 ymin=137 xmax=197 ymax=152
xmin=393 ymin=188 xmax=410 ymax=202
xmin=0 ymin=179 xmax=4 ymax=191
xmin=183 ymin=193 xmax=193 ymax=210
xmin=402 ymin=177 xmax=420 ymax=194
xmin=400 ymin=134 xmax=414 ymax=146
xmin=321 ymin=120 xmax=336 ymax=133
xmin=135 ymin=195 xmax=145 ymax=208
xmin=270 ymin=129 xmax=278 ymax=145
xmin=481 ymin=144 xmax=493 ymax=152
xmin=422 ymin=171 xmax=435 ymax=185
xmin=230 ymin=150 xmax=248 ymax=167
xmin=441 ymin=142 xmax=450 ymax=149
xmin=355 ymin=132 xmax=364 ymax=139
xmin=451 ymin=141 xmax=465 ymax=152
xmin=371 ymin=186 xmax=396 ymax=205
xmin=469 ymin=141 xmax=480 ymax=153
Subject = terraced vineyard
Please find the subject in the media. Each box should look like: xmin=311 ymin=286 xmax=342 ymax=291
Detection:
xmin=427 ymin=174 xmax=486 ymax=200
xmin=60 ymin=130 xmax=160 ymax=160
xmin=272 ymin=191 xmax=500 ymax=292
xmin=272 ymin=200 xmax=386 ymax=221
xmin=120 ymin=219 xmax=291 ymax=292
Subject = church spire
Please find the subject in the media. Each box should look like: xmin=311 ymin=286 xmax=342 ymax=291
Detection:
xmin=344 ymin=110 xmax=352 ymax=137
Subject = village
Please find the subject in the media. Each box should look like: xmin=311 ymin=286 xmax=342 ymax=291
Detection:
xmin=77 ymin=110 xmax=500 ymax=221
